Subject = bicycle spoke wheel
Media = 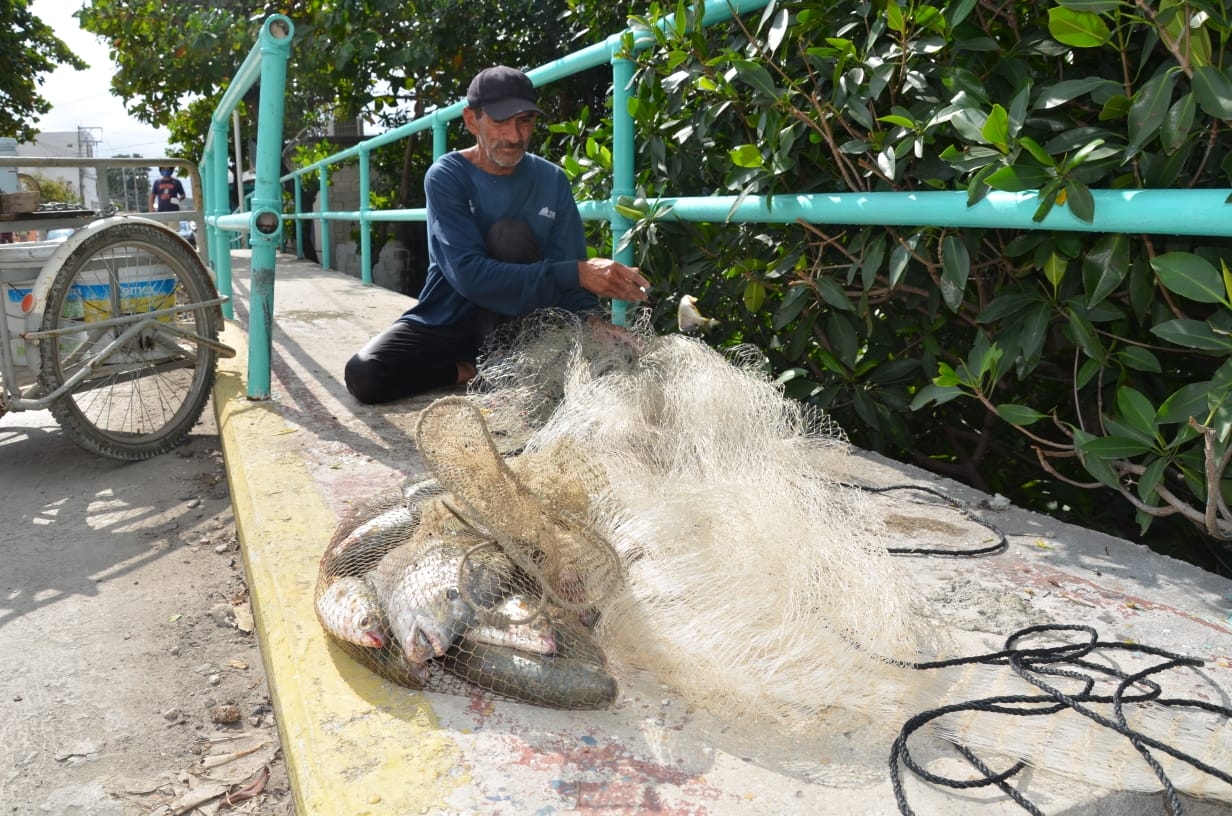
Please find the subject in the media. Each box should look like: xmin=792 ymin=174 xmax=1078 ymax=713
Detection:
xmin=37 ymin=221 xmax=222 ymax=460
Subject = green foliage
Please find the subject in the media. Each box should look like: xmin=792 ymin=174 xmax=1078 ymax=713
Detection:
xmin=78 ymin=0 xmax=628 ymax=196
xmin=78 ymin=1 xmax=341 ymax=162
xmin=554 ymin=0 xmax=1232 ymax=569
xmin=0 ymin=1 xmax=89 ymax=141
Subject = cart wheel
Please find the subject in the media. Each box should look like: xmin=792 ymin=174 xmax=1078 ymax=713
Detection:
xmin=37 ymin=221 xmax=222 ymax=460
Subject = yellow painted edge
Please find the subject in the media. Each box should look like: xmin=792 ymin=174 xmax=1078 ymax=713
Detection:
xmin=213 ymin=320 xmax=466 ymax=814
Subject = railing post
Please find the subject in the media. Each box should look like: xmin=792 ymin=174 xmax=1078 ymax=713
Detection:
xmin=609 ymin=42 xmax=636 ymax=327
xmin=359 ymin=148 xmax=372 ymax=285
xmin=294 ymin=175 xmax=304 ymax=257
xmin=432 ymin=115 xmax=448 ymax=161
xmin=244 ymin=15 xmax=294 ymax=400
xmin=319 ymin=166 xmax=332 ymax=271
xmin=207 ymin=119 xmax=234 ymax=318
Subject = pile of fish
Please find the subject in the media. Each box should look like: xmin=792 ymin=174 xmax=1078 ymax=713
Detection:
xmin=314 ymin=466 xmax=618 ymax=709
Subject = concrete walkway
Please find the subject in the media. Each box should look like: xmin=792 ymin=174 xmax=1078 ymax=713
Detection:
xmin=213 ymin=250 xmax=1232 ymax=815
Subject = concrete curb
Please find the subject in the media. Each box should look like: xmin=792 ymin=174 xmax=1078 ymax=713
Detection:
xmin=214 ymin=319 xmax=462 ymax=815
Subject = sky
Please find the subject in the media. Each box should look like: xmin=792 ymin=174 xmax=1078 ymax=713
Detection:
xmin=27 ymin=0 xmax=174 ymax=160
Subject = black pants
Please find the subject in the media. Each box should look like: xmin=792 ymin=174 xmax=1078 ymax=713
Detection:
xmin=344 ymin=218 xmax=537 ymax=405
xmin=344 ymin=318 xmax=480 ymax=405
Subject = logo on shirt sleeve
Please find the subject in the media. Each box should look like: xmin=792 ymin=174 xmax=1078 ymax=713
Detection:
xmin=538 ymin=206 xmax=556 ymax=221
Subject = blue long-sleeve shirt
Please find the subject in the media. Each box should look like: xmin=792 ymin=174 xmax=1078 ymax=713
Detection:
xmin=399 ymin=151 xmax=599 ymax=327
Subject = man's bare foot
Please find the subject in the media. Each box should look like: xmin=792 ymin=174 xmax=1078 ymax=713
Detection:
xmin=457 ymin=361 xmax=477 ymax=384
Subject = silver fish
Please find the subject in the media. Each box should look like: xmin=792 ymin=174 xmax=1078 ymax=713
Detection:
xmin=466 ymin=594 xmax=556 ymax=655
xmin=315 ymin=575 xmax=387 ymax=649
xmin=401 ymin=476 xmax=443 ymax=504
xmin=316 ymin=574 xmax=435 ymax=688
xmin=321 ymin=502 xmax=418 ymax=578
xmin=442 ymin=621 xmax=617 ymax=710
xmin=368 ymin=536 xmax=512 ymax=665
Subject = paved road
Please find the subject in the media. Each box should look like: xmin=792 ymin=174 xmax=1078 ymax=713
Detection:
xmin=0 ymin=402 xmax=292 ymax=814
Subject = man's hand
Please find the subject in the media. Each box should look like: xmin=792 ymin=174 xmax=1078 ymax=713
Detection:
xmin=578 ymin=258 xmax=650 ymax=302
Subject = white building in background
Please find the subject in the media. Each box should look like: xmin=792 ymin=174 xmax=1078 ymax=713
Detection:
xmin=14 ymin=129 xmax=102 ymax=210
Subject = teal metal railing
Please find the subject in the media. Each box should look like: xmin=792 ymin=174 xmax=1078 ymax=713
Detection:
xmin=201 ymin=14 xmax=294 ymax=400
xmin=213 ymin=2 xmax=1232 ymax=399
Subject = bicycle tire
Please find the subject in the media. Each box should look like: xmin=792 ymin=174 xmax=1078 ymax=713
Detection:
xmin=37 ymin=221 xmax=222 ymax=460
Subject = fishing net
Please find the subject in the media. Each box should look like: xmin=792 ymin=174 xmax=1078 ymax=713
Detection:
xmin=468 ymin=309 xmax=648 ymax=455
xmin=313 ymin=395 xmax=622 ymax=709
xmin=472 ymin=310 xmax=939 ymax=725
xmin=316 ymin=308 xmax=930 ymax=714
xmin=415 ymin=396 xmax=622 ymax=615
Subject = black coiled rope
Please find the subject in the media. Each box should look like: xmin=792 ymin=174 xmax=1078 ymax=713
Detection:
xmin=844 ymin=482 xmax=1230 ymax=814
xmin=887 ymin=612 xmax=1231 ymax=814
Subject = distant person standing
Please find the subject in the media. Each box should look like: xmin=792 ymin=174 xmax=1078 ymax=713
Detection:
xmin=149 ymin=167 xmax=185 ymax=212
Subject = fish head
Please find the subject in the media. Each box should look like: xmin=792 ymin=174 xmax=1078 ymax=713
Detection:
xmin=316 ymin=577 xmax=388 ymax=649
xmin=374 ymin=538 xmax=514 ymax=665
xmin=391 ymin=582 xmax=475 ymax=663
xmin=354 ymin=618 xmax=387 ymax=648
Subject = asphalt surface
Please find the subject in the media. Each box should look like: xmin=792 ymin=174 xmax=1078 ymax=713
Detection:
xmin=0 ymin=399 xmax=293 ymax=814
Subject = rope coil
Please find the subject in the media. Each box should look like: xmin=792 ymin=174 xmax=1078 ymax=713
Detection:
xmin=891 ymin=624 xmax=1232 ymax=815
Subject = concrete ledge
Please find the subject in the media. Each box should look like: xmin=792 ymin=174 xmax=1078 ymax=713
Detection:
xmin=212 ymin=251 xmax=1232 ymax=815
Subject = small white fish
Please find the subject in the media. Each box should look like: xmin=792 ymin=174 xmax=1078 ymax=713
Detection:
xmin=466 ymin=595 xmax=557 ymax=655
xmin=677 ymin=294 xmax=720 ymax=333
xmin=321 ymin=503 xmax=418 ymax=576
xmin=315 ymin=575 xmax=387 ymax=648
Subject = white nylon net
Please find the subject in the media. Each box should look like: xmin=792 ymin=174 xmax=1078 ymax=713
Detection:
xmin=467 ymin=310 xmax=935 ymax=725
